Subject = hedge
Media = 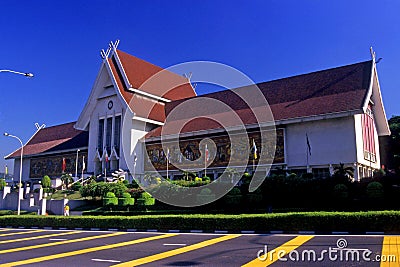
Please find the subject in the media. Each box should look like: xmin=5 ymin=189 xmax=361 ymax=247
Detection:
xmin=1 ymin=211 xmax=400 ymax=232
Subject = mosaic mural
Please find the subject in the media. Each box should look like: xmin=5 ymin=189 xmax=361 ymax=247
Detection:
xmin=29 ymin=152 xmax=88 ymax=178
xmin=145 ymin=129 xmax=284 ymax=171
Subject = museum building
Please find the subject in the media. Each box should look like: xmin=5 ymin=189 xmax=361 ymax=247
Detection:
xmin=5 ymin=42 xmax=390 ymax=183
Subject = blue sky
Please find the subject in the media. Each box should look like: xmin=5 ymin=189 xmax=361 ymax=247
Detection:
xmin=1 ymin=0 xmax=399 ymax=173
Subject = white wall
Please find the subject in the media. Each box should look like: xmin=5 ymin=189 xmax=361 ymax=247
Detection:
xmin=285 ymin=116 xmax=357 ymax=168
xmin=12 ymin=158 xmax=31 ymax=182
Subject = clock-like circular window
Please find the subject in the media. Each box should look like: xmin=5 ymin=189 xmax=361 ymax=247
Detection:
xmin=107 ymin=100 xmax=113 ymax=110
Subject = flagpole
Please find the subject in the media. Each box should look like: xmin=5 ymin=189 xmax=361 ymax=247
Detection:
xmin=166 ymin=149 xmax=169 ymax=180
xmin=81 ymin=156 xmax=85 ymax=180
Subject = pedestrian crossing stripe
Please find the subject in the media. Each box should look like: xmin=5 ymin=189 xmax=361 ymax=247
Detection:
xmin=0 ymin=233 xmax=177 ymax=266
xmin=242 ymin=235 xmax=314 ymax=266
xmin=110 ymin=234 xmax=241 ymax=267
xmin=0 ymin=232 xmax=125 ymax=254
xmin=0 ymin=230 xmax=81 ymax=244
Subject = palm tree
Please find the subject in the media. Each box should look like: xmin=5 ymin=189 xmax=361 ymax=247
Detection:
xmin=333 ymin=163 xmax=354 ymax=183
xmin=60 ymin=174 xmax=73 ymax=189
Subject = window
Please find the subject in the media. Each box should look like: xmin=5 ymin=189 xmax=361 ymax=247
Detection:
xmin=312 ymin=168 xmax=330 ymax=179
xmin=114 ymin=116 xmax=121 ymax=153
xmin=362 ymin=106 xmax=376 ymax=162
xmin=105 ymin=117 xmax=112 ymax=151
xmin=98 ymin=119 xmax=104 ymax=154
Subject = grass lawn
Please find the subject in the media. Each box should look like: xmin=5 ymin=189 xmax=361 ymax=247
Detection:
xmin=47 ymin=190 xmax=83 ymax=200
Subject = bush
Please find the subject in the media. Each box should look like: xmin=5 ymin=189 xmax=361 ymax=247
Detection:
xmin=196 ymin=188 xmax=215 ymax=205
xmin=0 ymin=179 xmax=6 ymax=191
xmin=195 ymin=177 xmax=202 ymax=182
xmin=137 ymin=192 xmax=155 ymax=206
xmin=41 ymin=176 xmax=51 ymax=188
xmin=333 ymin=184 xmax=349 ymax=201
xmin=71 ymin=182 xmax=82 ymax=191
xmin=366 ymin=182 xmax=384 ymax=200
xmin=1 ymin=211 xmax=400 ymax=232
xmin=103 ymin=192 xmax=118 ymax=209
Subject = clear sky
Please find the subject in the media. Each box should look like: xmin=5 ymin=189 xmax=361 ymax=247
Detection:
xmin=1 ymin=0 xmax=399 ymax=174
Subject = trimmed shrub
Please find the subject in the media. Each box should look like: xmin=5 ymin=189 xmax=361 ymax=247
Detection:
xmin=103 ymin=192 xmax=118 ymax=208
xmin=119 ymin=192 xmax=135 ymax=207
xmin=137 ymin=192 xmax=155 ymax=206
xmin=333 ymin=184 xmax=349 ymax=201
xmin=366 ymin=182 xmax=384 ymax=200
xmin=223 ymin=187 xmax=242 ymax=206
xmin=41 ymin=176 xmax=51 ymax=188
xmin=196 ymin=188 xmax=215 ymax=205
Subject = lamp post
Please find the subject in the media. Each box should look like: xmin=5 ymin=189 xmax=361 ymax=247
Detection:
xmin=75 ymin=149 xmax=80 ymax=180
xmin=4 ymin=133 xmax=23 ymax=215
xmin=0 ymin=69 xmax=33 ymax=77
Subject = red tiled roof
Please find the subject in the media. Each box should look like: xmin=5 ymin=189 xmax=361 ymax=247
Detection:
xmin=146 ymin=60 xmax=373 ymax=138
xmin=5 ymin=122 xmax=88 ymax=159
xmin=108 ymin=50 xmax=196 ymax=122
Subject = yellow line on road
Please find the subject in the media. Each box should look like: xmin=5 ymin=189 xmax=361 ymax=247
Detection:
xmin=0 ymin=231 xmax=81 ymax=244
xmin=381 ymin=236 xmax=400 ymax=267
xmin=242 ymin=235 xmax=314 ymax=267
xmin=111 ymin=234 xmax=241 ymax=267
xmin=0 ymin=232 xmax=125 ymax=254
xmin=0 ymin=233 xmax=176 ymax=267
xmin=0 ymin=230 xmax=44 ymax=237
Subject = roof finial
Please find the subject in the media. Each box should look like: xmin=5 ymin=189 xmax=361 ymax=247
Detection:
xmin=370 ymin=46 xmax=376 ymax=61
xmin=100 ymin=39 xmax=120 ymax=59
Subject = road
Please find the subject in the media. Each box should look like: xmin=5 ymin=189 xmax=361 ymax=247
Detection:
xmin=0 ymin=228 xmax=398 ymax=266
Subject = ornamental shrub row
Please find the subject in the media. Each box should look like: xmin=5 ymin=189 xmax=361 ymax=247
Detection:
xmin=1 ymin=211 xmax=400 ymax=232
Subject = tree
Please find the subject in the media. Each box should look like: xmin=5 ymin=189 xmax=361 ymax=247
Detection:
xmin=387 ymin=116 xmax=400 ymax=173
xmin=333 ymin=163 xmax=354 ymax=183
xmin=41 ymin=175 xmax=51 ymax=188
xmin=61 ymin=174 xmax=73 ymax=189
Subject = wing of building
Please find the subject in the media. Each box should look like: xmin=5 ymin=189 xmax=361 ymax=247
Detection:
xmin=5 ymin=42 xmax=390 ymax=184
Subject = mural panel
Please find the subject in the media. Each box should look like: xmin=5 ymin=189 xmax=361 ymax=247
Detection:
xmin=145 ymin=129 xmax=284 ymax=171
xmin=29 ymin=152 xmax=88 ymax=178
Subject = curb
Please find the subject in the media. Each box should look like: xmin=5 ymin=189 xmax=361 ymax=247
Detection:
xmin=2 ymin=226 xmax=394 ymax=235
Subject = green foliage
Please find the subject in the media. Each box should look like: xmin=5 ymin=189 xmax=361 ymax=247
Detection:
xmin=41 ymin=176 xmax=51 ymax=188
xmin=366 ymin=182 xmax=384 ymax=200
xmin=388 ymin=116 xmax=400 ymax=173
xmin=172 ymin=180 xmax=209 ymax=187
xmin=333 ymin=184 xmax=349 ymax=201
xmin=1 ymin=211 xmax=400 ymax=232
xmin=202 ymin=176 xmax=211 ymax=182
xmin=79 ymin=182 xmax=127 ymax=199
xmin=194 ymin=177 xmax=202 ymax=182
xmin=71 ymin=182 xmax=82 ymax=191
xmin=137 ymin=192 xmax=155 ymax=206
xmin=61 ymin=174 xmax=74 ymax=189
xmin=105 ymin=192 xmax=116 ymax=198
xmin=0 ymin=179 xmax=6 ymax=190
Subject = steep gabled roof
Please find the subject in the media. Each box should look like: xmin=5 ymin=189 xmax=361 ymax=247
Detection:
xmin=107 ymin=49 xmax=196 ymax=123
xmin=5 ymin=122 xmax=88 ymax=159
xmin=146 ymin=60 xmax=376 ymax=139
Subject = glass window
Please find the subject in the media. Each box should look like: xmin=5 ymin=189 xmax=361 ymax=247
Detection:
xmin=106 ymin=117 xmax=112 ymax=151
xmin=114 ymin=116 xmax=121 ymax=152
xmin=98 ymin=119 xmax=104 ymax=153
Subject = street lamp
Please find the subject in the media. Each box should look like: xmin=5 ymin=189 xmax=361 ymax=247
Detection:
xmin=3 ymin=132 xmax=23 ymax=215
xmin=0 ymin=69 xmax=33 ymax=77
xmin=75 ymin=149 xmax=80 ymax=179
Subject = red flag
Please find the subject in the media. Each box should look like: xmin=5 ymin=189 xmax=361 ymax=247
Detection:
xmin=205 ymin=144 xmax=210 ymax=162
xmin=62 ymin=158 xmax=66 ymax=172
xmin=105 ymin=150 xmax=109 ymax=163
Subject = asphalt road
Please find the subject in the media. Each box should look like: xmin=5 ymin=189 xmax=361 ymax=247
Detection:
xmin=0 ymin=228 xmax=398 ymax=266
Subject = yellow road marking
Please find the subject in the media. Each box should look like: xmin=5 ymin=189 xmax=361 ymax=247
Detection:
xmin=0 ymin=231 xmax=81 ymax=244
xmin=381 ymin=236 xmax=400 ymax=267
xmin=0 ymin=229 xmax=12 ymax=232
xmin=111 ymin=234 xmax=241 ymax=267
xmin=0 ymin=232 xmax=125 ymax=254
xmin=242 ymin=235 xmax=314 ymax=266
xmin=0 ymin=233 xmax=176 ymax=266
xmin=0 ymin=230 xmax=44 ymax=237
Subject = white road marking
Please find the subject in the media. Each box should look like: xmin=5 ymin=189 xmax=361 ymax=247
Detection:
xmin=163 ymin=243 xmax=187 ymax=246
xmin=49 ymin=238 xmax=68 ymax=241
xmin=92 ymin=258 xmax=121 ymax=263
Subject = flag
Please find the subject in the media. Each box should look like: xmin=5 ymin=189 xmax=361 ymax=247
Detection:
xmin=252 ymin=139 xmax=258 ymax=160
xmin=82 ymin=156 xmax=86 ymax=172
xmin=134 ymin=152 xmax=137 ymax=165
xmin=205 ymin=144 xmax=210 ymax=162
xmin=62 ymin=158 xmax=66 ymax=172
xmin=306 ymin=133 xmax=311 ymax=156
xmin=105 ymin=150 xmax=109 ymax=163
xmin=5 ymin=165 xmax=8 ymax=175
